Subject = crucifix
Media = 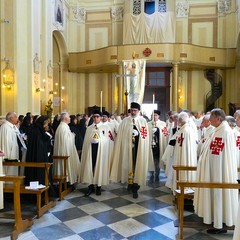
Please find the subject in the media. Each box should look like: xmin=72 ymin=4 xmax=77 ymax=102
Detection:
xmin=115 ymin=58 xmax=136 ymax=114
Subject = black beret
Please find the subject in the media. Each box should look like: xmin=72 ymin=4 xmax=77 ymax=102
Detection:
xmin=130 ymin=102 xmax=140 ymax=110
xmin=93 ymin=110 xmax=102 ymax=116
xmin=102 ymin=111 xmax=110 ymax=118
xmin=154 ymin=110 xmax=161 ymax=116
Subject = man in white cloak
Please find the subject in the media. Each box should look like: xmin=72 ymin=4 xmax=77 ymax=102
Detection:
xmin=197 ymin=113 xmax=215 ymax=158
xmin=0 ymin=150 xmax=5 ymax=210
xmin=80 ymin=110 xmax=113 ymax=196
xmin=194 ymin=108 xmax=238 ymax=234
xmin=172 ymin=111 xmax=198 ymax=192
xmin=162 ymin=112 xmax=179 ymax=187
xmin=0 ymin=112 xmax=19 ymax=176
xmin=110 ymin=102 xmax=152 ymax=198
xmin=148 ymin=110 xmax=168 ymax=182
xmin=101 ymin=111 xmax=115 ymax=170
xmin=53 ymin=112 xmax=80 ymax=185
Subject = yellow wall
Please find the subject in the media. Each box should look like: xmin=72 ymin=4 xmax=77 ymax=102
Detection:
xmin=1 ymin=0 xmax=240 ymax=116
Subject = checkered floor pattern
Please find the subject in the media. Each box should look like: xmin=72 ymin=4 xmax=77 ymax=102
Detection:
xmin=0 ymin=171 xmax=234 ymax=240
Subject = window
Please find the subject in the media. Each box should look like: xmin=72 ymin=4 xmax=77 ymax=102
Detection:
xmin=158 ymin=0 xmax=166 ymax=13
xmin=144 ymin=1 xmax=155 ymax=14
xmin=133 ymin=0 xmax=141 ymax=15
xmin=146 ymin=71 xmax=166 ymax=87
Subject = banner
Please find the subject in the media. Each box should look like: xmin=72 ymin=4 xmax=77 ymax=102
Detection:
xmin=122 ymin=59 xmax=146 ymax=108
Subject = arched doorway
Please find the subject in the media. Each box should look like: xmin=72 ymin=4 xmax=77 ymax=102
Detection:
xmin=52 ymin=31 xmax=68 ymax=114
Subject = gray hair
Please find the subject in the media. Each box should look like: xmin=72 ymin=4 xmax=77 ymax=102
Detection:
xmin=178 ymin=111 xmax=189 ymax=123
xmin=60 ymin=112 xmax=68 ymax=121
xmin=226 ymin=115 xmax=236 ymax=128
xmin=210 ymin=108 xmax=226 ymax=122
xmin=203 ymin=113 xmax=211 ymax=121
xmin=6 ymin=112 xmax=17 ymax=121
xmin=235 ymin=110 xmax=240 ymax=118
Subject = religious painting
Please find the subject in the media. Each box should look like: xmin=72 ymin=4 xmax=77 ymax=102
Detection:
xmin=54 ymin=0 xmax=64 ymax=30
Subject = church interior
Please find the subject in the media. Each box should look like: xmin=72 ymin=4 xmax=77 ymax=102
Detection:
xmin=1 ymin=0 xmax=240 ymax=239
xmin=1 ymin=0 xmax=240 ymax=117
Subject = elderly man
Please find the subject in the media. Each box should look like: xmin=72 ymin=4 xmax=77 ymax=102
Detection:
xmin=148 ymin=110 xmax=168 ymax=182
xmin=0 ymin=112 xmax=19 ymax=176
xmin=197 ymin=113 xmax=215 ymax=157
xmin=80 ymin=110 xmax=113 ymax=196
xmin=110 ymin=102 xmax=151 ymax=198
xmin=234 ymin=110 xmax=240 ymax=132
xmin=0 ymin=150 xmax=5 ymax=209
xmin=172 ymin=111 xmax=198 ymax=191
xmin=53 ymin=112 xmax=80 ymax=185
xmin=194 ymin=108 xmax=238 ymax=234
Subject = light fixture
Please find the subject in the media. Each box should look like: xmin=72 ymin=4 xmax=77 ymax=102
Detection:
xmin=2 ymin=58 xmax=14 ymax=89
xmin=36 ymin=87 xmax=44 ymax=93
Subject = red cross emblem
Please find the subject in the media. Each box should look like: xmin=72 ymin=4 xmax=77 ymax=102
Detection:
xmin=108 ymin=131 xmax=114 ymax=141
xmin=162 ymin=127 xmax=168 ymax=137
xmin=236 ymin=136 xmax=240 ymax=150
xmin=177 ymin=133 xmax=184 ymax=147
xmin=210 ymin=137 xmax=224 ymax=155
xmin=143 ymin=48 xmax=152 ymax=57
xmin=140 ymin=126 xmax=148 ymax=139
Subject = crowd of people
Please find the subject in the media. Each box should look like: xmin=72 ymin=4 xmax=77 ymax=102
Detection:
xmin=0 ymin=104 xmax=240 ymax=238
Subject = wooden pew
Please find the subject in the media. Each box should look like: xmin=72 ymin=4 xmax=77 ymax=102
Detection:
xmin=52 ymin=156 xmax=73 ymax=200
xmin=177 ymin=181 xmax=240 ymax=239
xmin=0 ymin=175 xmax=33 ymax=240
xmin=173 ymin=166 xmax=240 ymax=239
xmin=172 ymin=165 xmax=197 ymax=208
xmin=3 ymin=162 xmax=56 ymax=218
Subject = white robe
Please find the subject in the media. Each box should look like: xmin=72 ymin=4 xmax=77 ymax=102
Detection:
xmin=80 ymin=122 xmax=113 ymax=186
xmin=172 ymin=123 xmax=198 ymax=191
xmin=0 ymin=121 xmax=19 ymax=176
xmin=197 ymin=125 xmax=215 ymax=158
xmin=233 ymin=200 xmax=240 ymax=240
xmin=110 ymin=116 xmax=151 ymax=186
xmin=53 ymin=122 xmax=80 ymax=184
xmin=0 ymin=155 xmax=3 ymax=209
xmin=102 ymin=121 xmax=115 ymax=170
xmin=164 ymin=131 xmax=178 ymax=189
xmin=194 ymin=121 xmax=238 ymax=229
xmin=148 ymin=120 xmax=168 ymax=170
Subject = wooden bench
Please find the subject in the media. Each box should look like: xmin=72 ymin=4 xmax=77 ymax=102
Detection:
xmin=52 ymin=156 xmax=73 ymax=200
xmin=176 ymin=181 xmax=240 ymax=239
xmin=0 ymin=175 xmax=34 ymax=240
xmin=3 ymin=161 xmax=56 ymax=218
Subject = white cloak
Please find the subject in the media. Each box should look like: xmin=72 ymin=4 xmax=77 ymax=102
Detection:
xmin=172 ymin=123 xmax=198 ymax=191
xmin=164 ymin=131 xmax=178 ymax=189
xmin=197 ymin=125 xmax=215 ymax=158
xmin=194 ymin=121 xmax=238 ymax=229
xmin=80 ymin=122 xmax=113 ymax=186
xmin=0 ymin=121 xmax=19 ymax=176
xmin=53 ymin=122 xmax=80 ymax=184
xmin=0 ymin=156 xmax=3 ymax=209
xmin=148 ymin=120 xmax=168 ymax=170
xmin=110 ymin=116 xmax=151 ymax=186
xmin=233 ymin=200 xmax=240 ymax=240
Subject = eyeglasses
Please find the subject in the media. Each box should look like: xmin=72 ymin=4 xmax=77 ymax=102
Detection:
xmin=93 ymin=115 xmax=101 ymax=118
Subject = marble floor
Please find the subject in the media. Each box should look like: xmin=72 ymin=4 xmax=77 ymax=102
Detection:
xmin=0 ymin=171 xmax=235 ymax=240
